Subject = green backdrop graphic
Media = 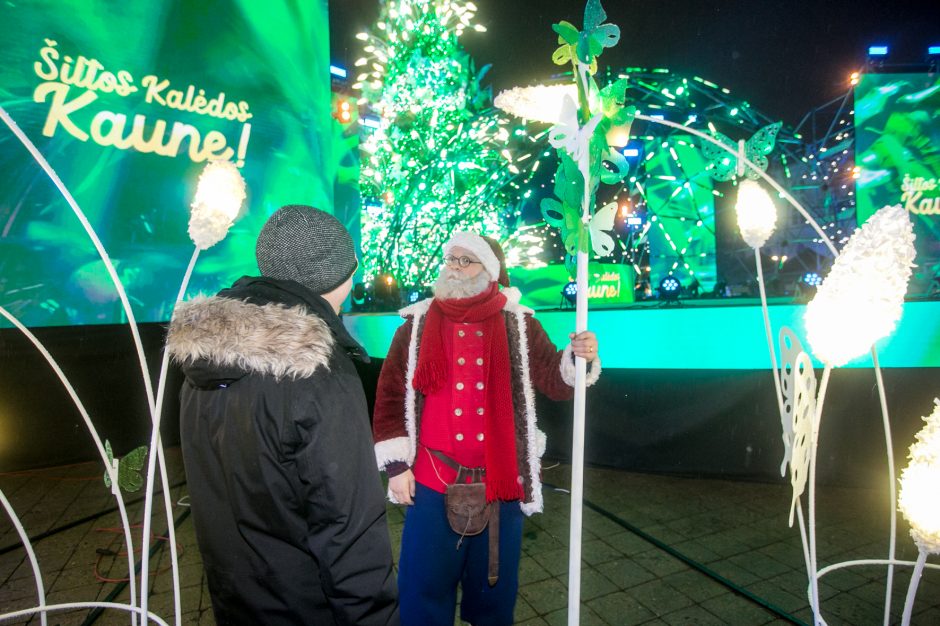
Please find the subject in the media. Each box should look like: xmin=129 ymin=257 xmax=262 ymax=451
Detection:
xmin=0 ymin=0 xmax=335 ymax=327
xmin=855 ymin=73 xmax=940 ymax=296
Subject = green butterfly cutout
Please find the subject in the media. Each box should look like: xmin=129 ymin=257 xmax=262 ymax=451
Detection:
xmin=579 ymin=0 xmax=620 ymax=63
xmin=103 ymin=440 xmax=149 ymax=493
xmin=701 ymin=121 xmax=782 ymax=181
xmin=552 ymin=0 xmax=620 ymax=69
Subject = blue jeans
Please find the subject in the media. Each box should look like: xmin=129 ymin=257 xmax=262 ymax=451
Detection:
xmin=398 ymin=483 xmax=524 ymax=626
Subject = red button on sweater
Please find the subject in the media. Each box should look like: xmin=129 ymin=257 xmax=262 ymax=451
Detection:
xmin=414 ymin=318 xmax=488 ymax=492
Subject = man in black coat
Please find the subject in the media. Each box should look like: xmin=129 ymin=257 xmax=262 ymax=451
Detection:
xmin=167 ymin=205 xmax=399 ymax=625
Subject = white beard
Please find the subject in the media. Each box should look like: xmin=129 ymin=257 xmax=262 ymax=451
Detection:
xmin=433 ymin=268 xmax=493 ymax=300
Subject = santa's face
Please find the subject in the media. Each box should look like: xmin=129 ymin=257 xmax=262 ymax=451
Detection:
xmin=443 ymin=246 xmax=485 ymax=278
xmin=434 ymin=246 xmax=492 ymax=300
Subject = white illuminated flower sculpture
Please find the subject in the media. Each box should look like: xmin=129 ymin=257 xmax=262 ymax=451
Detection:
xmin=188 ymin=160 xmax=247 ymax=250
xmin=804 ymin=204 xmax=915 ymax=367
xmin=734 ymin=179 xmax=777 ymax=249
xmin=494 ymin=84 xmax=579 ymax=124
xmin=899 ymin=399 xmax=940 ymax=554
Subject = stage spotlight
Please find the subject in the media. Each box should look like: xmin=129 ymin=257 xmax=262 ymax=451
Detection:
xmin=658 ymin=275 xmax=681 ymax=302
xmin=561 ymin=281 xmax=578 ymax=306
xmin=930 ymin=46 xmax=940 ymax=56
xmin=802 ymin=272 xmax=823 ymax=287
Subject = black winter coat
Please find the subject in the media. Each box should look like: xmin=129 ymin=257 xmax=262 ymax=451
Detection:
xmin=167 ymin=277 xmax=398 ymax=626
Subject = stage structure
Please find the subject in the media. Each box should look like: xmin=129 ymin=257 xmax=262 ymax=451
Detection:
xmin=505 ymin=67 xmax=878 ymax=304
xmin=348 ymin=3 xmax=934 ymax=311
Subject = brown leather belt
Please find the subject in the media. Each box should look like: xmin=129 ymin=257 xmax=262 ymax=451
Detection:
xmin=427 ymin=447 xmax=500 ymax=586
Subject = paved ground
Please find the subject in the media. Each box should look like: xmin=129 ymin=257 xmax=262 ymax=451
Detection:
xmin=1 ymin=448 xmax=937 ymax=625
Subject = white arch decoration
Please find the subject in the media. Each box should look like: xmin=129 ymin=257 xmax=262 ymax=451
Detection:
xmin=0 ymin=105 xmax=243 ymax=626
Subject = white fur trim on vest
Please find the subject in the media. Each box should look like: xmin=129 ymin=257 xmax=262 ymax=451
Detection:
xmin=444 ymin=231 xmax=500 ymax=280
xmin=374 ymin=437 xmax=411 ymax=470
xmin=512 ymin=303 xmax=544 ymax=516
xmin=401 ymin=300 xmax=432 ymax=466
xmin=559 ymin=344 xmax=602 ymax=387
xmin=396 ymin=288 xmax=545 ymax=515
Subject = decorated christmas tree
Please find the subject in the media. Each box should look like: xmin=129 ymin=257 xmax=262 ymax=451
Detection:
xmin=355 ymin=0 xmax=526 ymax=289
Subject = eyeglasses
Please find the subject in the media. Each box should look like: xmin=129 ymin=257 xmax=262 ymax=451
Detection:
xmin=444 ymin=254 xmax=483 ymax=269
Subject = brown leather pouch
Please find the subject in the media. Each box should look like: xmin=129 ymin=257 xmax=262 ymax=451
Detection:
xmin=429 ymin=447 xmax=501 ymax=585
xmin=444 ymin=480 xmax=491 ymax=536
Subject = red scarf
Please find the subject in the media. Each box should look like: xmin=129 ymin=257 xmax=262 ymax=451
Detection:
xmin=413 ymin=283 xmax=524 ymax=502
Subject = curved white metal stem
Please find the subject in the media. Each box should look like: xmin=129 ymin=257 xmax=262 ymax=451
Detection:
xmin=901 ymin=548 xmax=929 ymax=626
xmin=794 ymin=499 xmax=813 ymax=605
xmin=754 ymin=248 xmax=786 ymax=423
xmin=0 ymin=306 xmax=139 ymax=622
xmin=0 ymin=107 xmax=156 ymax=417
xmin=139 ymin=247 xmax=199 ymax=626
xmin=869 ymin=348 xmax=898 ymax=626
xmin=0 ymin=602 xmax=170 ymax=626
xmin=633 ymin=114 xmax=839 ymax=258
xmin=816 ymin=556 xmax=940 ymax=578
xmin=0 ymin=488 xmax=47 ymax=626
xmin=808 ymin=364 xmax=832 ymax=625
xmin=0 ymin=107 xmax=157 ymax=624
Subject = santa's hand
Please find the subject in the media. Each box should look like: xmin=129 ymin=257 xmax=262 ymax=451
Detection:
xmin=389 ymin=470 xmax=416 ymax=505
xmin=569 ymin=330 xmax=599 ymax=361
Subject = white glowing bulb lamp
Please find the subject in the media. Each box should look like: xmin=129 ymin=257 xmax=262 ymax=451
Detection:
xmin=734 ymin=179 xmax=777 ymax=249
xmin=898 ymin=399 xmax=940 ymax=625
xmin=899 ymin=398 xmax=940 ymax=553
xmin=188 ymin=160 xmax=248 ymax=250
xmin=805 ymin=204 xmax=915 ymax=367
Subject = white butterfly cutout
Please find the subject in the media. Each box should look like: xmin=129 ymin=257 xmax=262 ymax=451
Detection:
xmin=787 ymin=349 xmax=817 ymax=528
xmin=548 ymin=95 xmax=602 ymax=164
xmin=778 ymin=326 xmax=802 ymax=476
xmin=588 ymin=201 xmax=617 ymax=256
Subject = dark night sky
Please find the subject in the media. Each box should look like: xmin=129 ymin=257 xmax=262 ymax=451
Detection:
xmin=330 ymin=0 xmax=939 ymax=126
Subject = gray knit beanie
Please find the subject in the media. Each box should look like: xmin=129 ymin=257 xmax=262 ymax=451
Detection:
xmin=256 ymin=205 xmax=358 ymax=295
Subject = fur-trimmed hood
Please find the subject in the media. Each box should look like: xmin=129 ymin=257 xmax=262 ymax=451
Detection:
xmin=167 ymin=295 xmax=334 ymax=382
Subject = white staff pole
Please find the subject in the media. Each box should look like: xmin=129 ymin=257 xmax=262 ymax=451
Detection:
xmin=567 ymin=66 xmax=593 ymax=623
